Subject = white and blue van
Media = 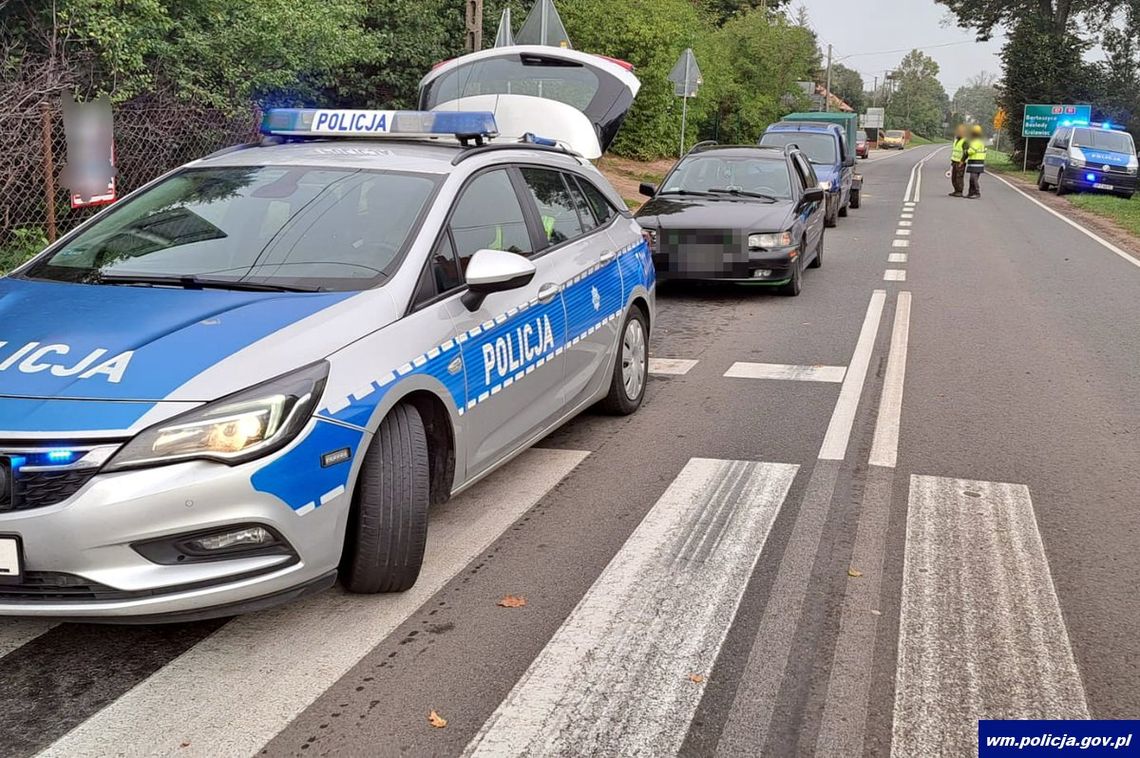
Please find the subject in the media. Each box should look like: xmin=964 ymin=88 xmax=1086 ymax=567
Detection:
xmin=1038 ymin=122 xmax=1138 ymax=199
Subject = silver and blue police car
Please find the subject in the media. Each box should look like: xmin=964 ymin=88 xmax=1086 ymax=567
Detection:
xmin=0 ymin=47 xmax=652 ymax=621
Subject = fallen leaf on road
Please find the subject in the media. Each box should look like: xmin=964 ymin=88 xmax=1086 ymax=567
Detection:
xmin=429 ymin=710 xmax=448 ymax=728
xmin=498 ymin=595 xmax=527 ymax=608
xmin=689 ymin=674 xmax=705 ymax=684
xmin=870 ymin=609 xmax=882 ymax=616
xmin=848 ymin=568 xmax=864 ymax=578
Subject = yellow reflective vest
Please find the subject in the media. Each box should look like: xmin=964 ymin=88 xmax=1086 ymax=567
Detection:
xmin=951 ymin=137 xmax=966 ymax=163
xmin=966 ymin=138 xmax=986 ymax=172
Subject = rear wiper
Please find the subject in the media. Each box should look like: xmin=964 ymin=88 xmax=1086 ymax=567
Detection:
xmin=708 ymin=188 xmax=779 ymax=202
xmin=97 ymin=273 xmax=318 ymax=293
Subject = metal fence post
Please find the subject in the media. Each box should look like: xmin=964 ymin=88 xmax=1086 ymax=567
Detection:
xmin=39 ymin=101 xmax=57 ymax=243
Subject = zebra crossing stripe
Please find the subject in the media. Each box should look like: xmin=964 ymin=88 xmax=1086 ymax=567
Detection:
xmin=464 ymin=458 xmax=799 ymax=757
xmin=891 ymin=476 xmax=1089 ymax=758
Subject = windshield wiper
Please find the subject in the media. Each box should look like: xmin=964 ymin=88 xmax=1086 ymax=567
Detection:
xmin=708 ymin=188 xmax=780 ymax=202
xmin=658 ymin=189 xmax=717 ymax=197
xmin=97 ymin=273 xmax=319 ymax=292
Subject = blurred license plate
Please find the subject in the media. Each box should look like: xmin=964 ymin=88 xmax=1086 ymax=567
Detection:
xmin=1094 ymin=182 xmax=1113 ymax=190
xmin=0 ymin=537 xmax=21 ymax=583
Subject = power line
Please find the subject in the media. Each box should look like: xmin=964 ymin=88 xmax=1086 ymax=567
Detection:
xmin=829 ymin=38 xmax=978 ymax=63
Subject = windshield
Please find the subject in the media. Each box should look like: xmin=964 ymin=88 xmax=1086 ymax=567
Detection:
xmin=662 ymin=155 xmax=792 ymax=198
xmin=758 ymin=132 xmax=838 ymax=165
xmin=21 ymin=166 xmax=439 ymax=291
xmin=1072 ymin=129 xmax=1135 ymax=154
xmin=886 ymin=130 xmax=905 ymax=139
xmin=857 ymin=131 xmax=868 ymax=141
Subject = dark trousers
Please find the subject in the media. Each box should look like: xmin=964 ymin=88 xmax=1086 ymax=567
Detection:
xmin=968 ymin=170 xmax=982 ymax=197
xmin=951 ymin=162 xmax=965 ymax=194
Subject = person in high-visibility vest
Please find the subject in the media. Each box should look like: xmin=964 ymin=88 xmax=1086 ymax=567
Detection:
xmin=949 ymin=124 xmax=967 ymax=197
xmin=966 ymin=124 xmax=987 ymax=199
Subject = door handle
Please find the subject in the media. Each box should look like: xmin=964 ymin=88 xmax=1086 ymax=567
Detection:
xmin=599 ymin=250 xmax=616 ymax=264
xmin=537 ymin=283 xmax=561 ymax=303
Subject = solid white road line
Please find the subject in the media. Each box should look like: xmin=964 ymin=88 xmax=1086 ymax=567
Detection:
xmin=892 ymin=476 xmax=1090 ymax=758
xmin=884 ymin=270 xmax=907 ymax=282
xmin=892 ymin=239 xmax=910 ymax=248
xmin=903 ymin=163 xmax=918 ymax=203
xmin=889 ymin=253 xmax=908 ymax=263
xmin=649 ymin=357 xmax=699 ymax=376
xmin=869 ymin=292 xmax=911 ymax=468
xmin=724 ymin=362 xmax=846 ymax=383
xmin=41 ymin=447 xmax=591 ymax=758
xmin=914 ymin=160 xmax=923 ymax=202
xmin=714 ymin=459 xmax=843 ymax=757
xmin=990 ymin=172 xmax=1140 ymax=270
xmin=818 ymin=290 xmax=886 ymax=461
xmin=464 ymin=458 xmax=799 ymax=758
xmin=0 ymin=620 xmax=56 ymax=660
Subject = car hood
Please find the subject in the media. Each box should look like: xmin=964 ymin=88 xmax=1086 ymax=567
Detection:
xmin=0 ymin=277 xmax=388 ymax=403
xmin=636 ymin=196 xmax=794 ymax=232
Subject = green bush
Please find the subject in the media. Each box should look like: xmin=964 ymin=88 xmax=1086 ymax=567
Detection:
xmin=0 ymin=227 xmax=49 ymax=274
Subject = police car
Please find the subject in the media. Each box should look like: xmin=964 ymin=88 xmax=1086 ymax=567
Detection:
xmin=0 ymin=48 xmax=651 ymax=621
xmin=1038 ymin=121 xmax=1138 ymax=199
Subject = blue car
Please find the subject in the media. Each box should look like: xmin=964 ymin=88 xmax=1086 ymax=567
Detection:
xmin=759 ymin=121 xmax=860 ymax=227
xmin=1039 ymin=122 xmax=1138 ymax=199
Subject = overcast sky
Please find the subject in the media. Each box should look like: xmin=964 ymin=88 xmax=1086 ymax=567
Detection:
xmin=797 ymin=0 xmax=1005 ymax=96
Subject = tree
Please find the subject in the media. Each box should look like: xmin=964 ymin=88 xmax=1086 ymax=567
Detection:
xmin=933 ymin=0 xmax=1106 ymax=40
xmin=696 ymin=0 xmax=792 ymax=27
xmin=952 ymin=71 xmax=998 ymax=130
xmin=884 ymin=50 xmax=948 ymax=137
xmin=828 ymin=63 xmax=864 ymax=113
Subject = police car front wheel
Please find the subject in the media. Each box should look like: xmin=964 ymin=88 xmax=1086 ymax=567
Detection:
xmin=600 ymin=307 xmax=649 ymax=415
xmin=341 ymin=403 xmax=430 ymax=594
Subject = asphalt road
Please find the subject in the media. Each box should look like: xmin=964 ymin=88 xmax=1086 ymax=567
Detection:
xmin=2 ymin=144 xmax=1138 ymax=758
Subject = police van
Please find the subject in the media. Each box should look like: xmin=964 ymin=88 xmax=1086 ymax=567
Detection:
xmin=0 ymin=47 xmax=652 ymax=621
xmin=1038 ymin=121 xmax=1138 ymax=199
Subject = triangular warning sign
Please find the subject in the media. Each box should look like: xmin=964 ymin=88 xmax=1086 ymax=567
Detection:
xmin=516 ymin=0 xmax=572 ymax=49
xmin=494 ymin=8 xmax=515 ymax=47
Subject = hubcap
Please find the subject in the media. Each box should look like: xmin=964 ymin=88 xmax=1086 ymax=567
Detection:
xmin=621 ymin=318 xmax=646 ymax=400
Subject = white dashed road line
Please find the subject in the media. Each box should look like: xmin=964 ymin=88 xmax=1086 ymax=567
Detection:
xmin=649 ymin=358 xmax=699 ymax=376
xmin=884 ymin=270 xmax=907 ymax=281
xmin=892 ymin=239 xmax=910 ymax=248
xmin=888 ymin=253 xmax=908 ymax=263
xmin=464 ymin=458 xmax=799 ymax=757
xmin=892 ymin=476 xmax=1090 ymax=758
xmin=724 ymin=362 xmax=846 ymax=383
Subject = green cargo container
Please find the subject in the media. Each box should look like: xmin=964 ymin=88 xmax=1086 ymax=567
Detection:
xmin=780 ymin=112 xmax=859 ymax=156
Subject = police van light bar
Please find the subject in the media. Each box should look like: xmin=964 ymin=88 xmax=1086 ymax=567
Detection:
xmin=260 ymin=109 xmax=498 ymax=140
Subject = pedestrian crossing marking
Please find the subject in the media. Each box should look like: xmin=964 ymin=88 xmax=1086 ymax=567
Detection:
xmin=892 ymin=476 xmax=1089 ymax=758
xmin=0 ymin=620 xmax=56 ymax=660
xmin=725 ymin=362 xmax=846 ymax=383
xmin=464 ymin=458 xmax=799 ymax=757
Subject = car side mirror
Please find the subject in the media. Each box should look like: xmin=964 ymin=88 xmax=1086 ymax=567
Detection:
xmin=639 ymin=182 xmax=657 ymax=198
xmin=843 ymin=155 xmax=856 ymax=168
xmin=461 ymin=249 xmax=537 ymax=311
xmin=800 ymin=187 xmax=825 ymax=206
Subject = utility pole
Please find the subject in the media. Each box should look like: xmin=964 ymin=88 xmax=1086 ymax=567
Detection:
xmin=825 ymin=44 xmax=833 ymax=113
xmin=465 ymin=0 xmax=483 ymax=52
xmin=872 ymin=75 xmax=878 ymax=107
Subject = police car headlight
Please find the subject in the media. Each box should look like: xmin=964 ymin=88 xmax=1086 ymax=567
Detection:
xmin=1070 ymin=156 xmax=1086 ymax=168
xmin=749 ymin=232 xmax=794 ymax=249
xmin=106 ymin=362 xmax=329 ymax=471
xmin=1127 ymin=166 xmax=1138 ymax=176
xmin=818 ymin=180 xmax=833 ymax=191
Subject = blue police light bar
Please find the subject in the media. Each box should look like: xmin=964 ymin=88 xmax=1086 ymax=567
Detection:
xmin=260 ymin=109 xmax=498 ymax=140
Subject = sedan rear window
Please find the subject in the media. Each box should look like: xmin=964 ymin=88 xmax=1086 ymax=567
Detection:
xmin=23 ymin=166 xmax=439 ymax=291
xmin=759 ymin=132 xmax=838 ymax=165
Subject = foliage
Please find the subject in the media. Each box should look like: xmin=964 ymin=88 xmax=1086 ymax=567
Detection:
xmin=952 ymin=72 xmax=999 ymax=132
xmin=828 ymin=63 xmax=865 ymax=113
xmin=0 ymin=228 xmax=48 ymax=274
xmin=884 ymin=50 xmax=949 ymax=138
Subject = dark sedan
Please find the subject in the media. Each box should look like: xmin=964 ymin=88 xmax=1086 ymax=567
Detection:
xmin=635 ymin=144 xmax=826 ymax=296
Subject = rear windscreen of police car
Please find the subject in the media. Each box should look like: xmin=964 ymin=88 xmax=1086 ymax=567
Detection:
xmin=22 ymin=167 xmax=440 ymax=291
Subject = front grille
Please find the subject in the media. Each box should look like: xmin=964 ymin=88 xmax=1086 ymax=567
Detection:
xmin=6 ymin=469 xmax=99 ymax=512
xmin=0 ymin=571 xmax=127 ymax=601
xmin=656 ymin=229 xmax=748 ymax=277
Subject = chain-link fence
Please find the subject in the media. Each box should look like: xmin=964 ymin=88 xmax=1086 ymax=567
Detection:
xmin=0 ymin=102 xmax=260 ymax=271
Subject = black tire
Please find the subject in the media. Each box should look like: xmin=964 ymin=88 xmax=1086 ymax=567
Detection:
xmin=1117 ymin=191 xmax=1134 ymax=200
xmin=1037 ymin=169 xmax=1052 ymax=191
xmin=780 ymin=248 xmax=803 ymax=296
xmin=838 ymin=203 xmax=848 ymax=218
xmin=808 ymin=230 xmax=823 ymax=268
xmin=600 ymin=307 xmax=649 ymax=415
xmin=342 ymin=403 xmax=430 ymax=594
xmin=824 ymin=198 xmax=838 ymax=228
xmin=849 ymin=188 xmax=861 ymax=209
xmin=1055 ymin=170 xmax=1067 ymax=196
